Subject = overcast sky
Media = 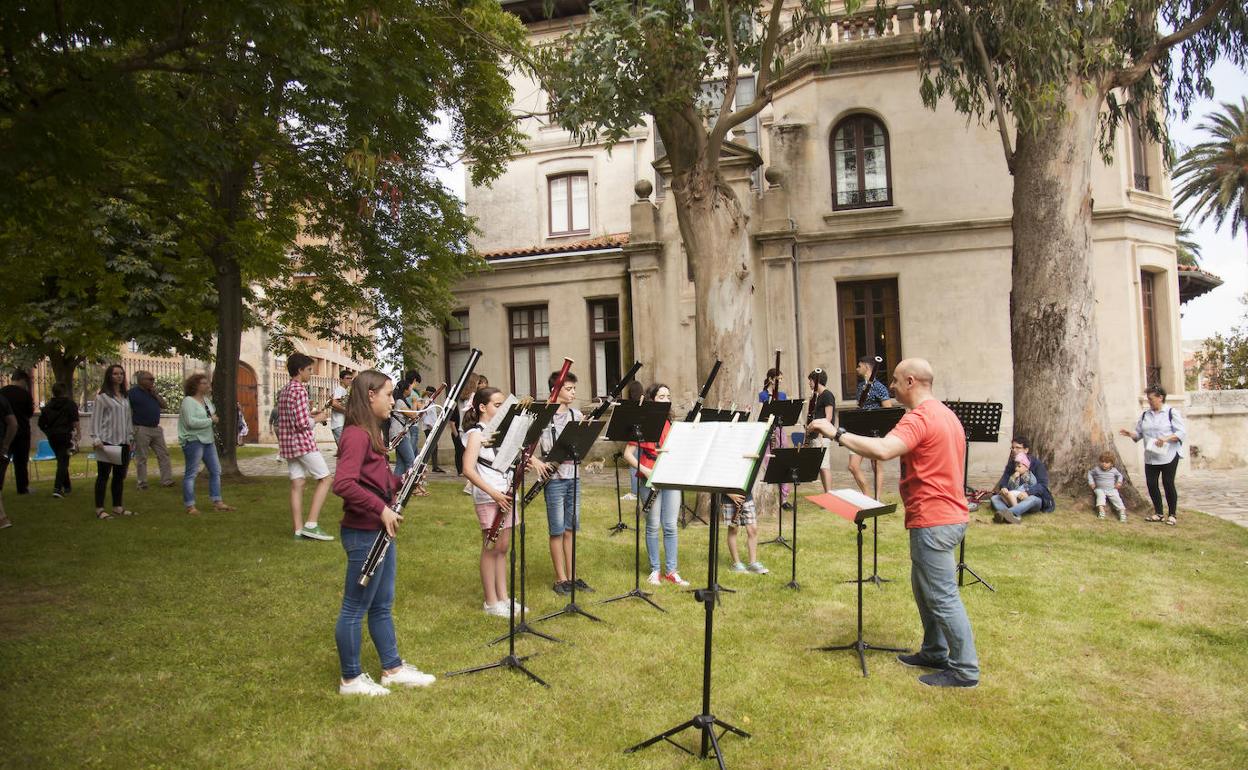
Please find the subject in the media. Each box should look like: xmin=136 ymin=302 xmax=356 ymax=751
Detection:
xmin=433 ymin=60 xmax=1248 ymax=343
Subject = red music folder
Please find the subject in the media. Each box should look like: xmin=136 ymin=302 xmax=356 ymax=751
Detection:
xmin=806 ymin=489 xmax=895 ymax=524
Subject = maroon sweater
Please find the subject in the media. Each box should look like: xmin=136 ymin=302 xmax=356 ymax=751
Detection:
xmin=332 ymin=424 xmax=400 ymax=531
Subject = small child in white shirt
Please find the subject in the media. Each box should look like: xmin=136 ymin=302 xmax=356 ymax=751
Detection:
xmin=1087 ymin=451 xmax=1126 ymax=522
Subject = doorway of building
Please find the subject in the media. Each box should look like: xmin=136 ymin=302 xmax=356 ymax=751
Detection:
xmin=237 ymin=363 xmax=260 ymax=445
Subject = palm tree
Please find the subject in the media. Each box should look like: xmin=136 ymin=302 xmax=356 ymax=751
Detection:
xmin=1175 ymin=226 xmax=1203 ymax=267
xmin=1174 ymin=97 xmax=1248 ymax=261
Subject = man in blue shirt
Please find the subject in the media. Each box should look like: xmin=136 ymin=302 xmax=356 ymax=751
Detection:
xmin=128 ymin=371 xmax=173 ymax=490
xmin=990 ymin=435 xmax=1056 ymax=524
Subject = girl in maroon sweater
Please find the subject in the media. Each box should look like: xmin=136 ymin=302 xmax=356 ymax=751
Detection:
xmin=331 ymin=370 xmax=435 ymax=696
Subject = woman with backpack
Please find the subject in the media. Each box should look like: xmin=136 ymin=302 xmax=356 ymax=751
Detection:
xmin=1119 ymin=385 xmax=1185 ymax=526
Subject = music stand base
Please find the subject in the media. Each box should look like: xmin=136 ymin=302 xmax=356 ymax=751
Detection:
xmin=624 ymin=713 xmax=750 ymax=770
xmin=784 ymin=580 xmax=800 ymax=591
xmin=444 ymin=653 xmax=549 ymax=688
xmin=760 ymin=534 xmax=793 ymax=552
xmin=607 ymin=521 xmax=630 ymax=535
xmin=535 ymin=602 xmax=603 ymax=624
xmin=600 ymin=588 xmax=666 ymax=612
xmin=845 ymin=573 xmax=891 ymax=587
xmin=815 ymin=640 xmax=908 ymax=678
xmin=488 ymin=621 xmax=563 ymax=646
xmin=957 ymin=562 xmax=996 ymax=592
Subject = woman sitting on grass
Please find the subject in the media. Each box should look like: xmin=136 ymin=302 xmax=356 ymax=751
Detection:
xmin=177 ymin=373 xmax=234 ymax=515
xmin=332 ymin=369 xmax=435 ymax=696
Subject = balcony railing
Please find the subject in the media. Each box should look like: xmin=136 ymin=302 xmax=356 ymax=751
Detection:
xmin=779 ymin=6 xmax=936 ymax=60
xmin=1133 ymin=173 xmax=1151 ymax=192
xmin=836 ymin=187 xmax=892 ymax=209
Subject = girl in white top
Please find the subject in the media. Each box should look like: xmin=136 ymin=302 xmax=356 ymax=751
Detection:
xmin=461 ymin=387 xmax=517 ymax=617
xmin=90 ymin=364 xmax=135 ymax=519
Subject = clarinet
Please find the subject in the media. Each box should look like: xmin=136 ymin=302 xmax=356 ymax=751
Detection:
xmin=386 ymin=383 xmax=446 ymax=453
xmin=358 ymin=350 xmax=481 ymax=587
xmin=521 ymin=360 xmax=642 ymax=507
xmin=484 ymin=357 xmax=574 ymax=547
xmin=642 ymin=359 xmax=722 ymax=513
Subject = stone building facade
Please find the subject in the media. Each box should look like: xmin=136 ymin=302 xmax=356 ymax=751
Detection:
xmin=424 ymin=1 xmax=1189 ymax=477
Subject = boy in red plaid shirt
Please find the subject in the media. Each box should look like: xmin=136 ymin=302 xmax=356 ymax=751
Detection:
xmin=278 ymin=353 xmax=334 ymax=541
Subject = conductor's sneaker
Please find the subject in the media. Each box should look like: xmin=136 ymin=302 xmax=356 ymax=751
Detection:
xmin=918 ymin=669 xmax=978 ymax=688
xmin=646 ymin=570 xmax=662 ymax=586
xmin=381 ymin=663 xmax=436 ymax=688
xmin=663 ymin=571 xmax=690 ymax=587
xmin=573 ymin=578 xmax=594 ymax=593
xmin=729 ymin=561 xmax=748 ymax=573
xmin=897 ymin=653 xmax=951 ymax=671
xmin=300 ymin=524 xmax=334 ymax=541
xmin=340 ymin=673 xmax=390 ymax=696
xmin=747 ymin=561 xmax=769 ymax=574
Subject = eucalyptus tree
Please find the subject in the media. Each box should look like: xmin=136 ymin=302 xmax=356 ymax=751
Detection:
xmin=920 ymin=0 xmax=1246 ymax=494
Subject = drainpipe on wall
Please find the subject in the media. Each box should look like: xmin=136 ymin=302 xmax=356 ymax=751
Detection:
xmin=791 ymin=226 xmax=804 ymax=400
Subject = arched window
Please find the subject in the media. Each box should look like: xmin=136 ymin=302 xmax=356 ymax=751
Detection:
xmin=831 ymin=115 xmax=892 ymax=210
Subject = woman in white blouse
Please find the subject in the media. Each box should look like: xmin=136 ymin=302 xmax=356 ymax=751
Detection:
xmin=1119 ymin=385 xmax=1185 ymax=526
xmin=90 ymin=364 xmax=136 ymax=519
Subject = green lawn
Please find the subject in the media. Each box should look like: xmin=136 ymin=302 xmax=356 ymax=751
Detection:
xmin=1 ymin=477 xmax=1246 ymax=769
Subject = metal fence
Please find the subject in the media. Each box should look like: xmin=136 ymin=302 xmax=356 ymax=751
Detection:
xmin=29 ymin=356 xmax=187 ymax=410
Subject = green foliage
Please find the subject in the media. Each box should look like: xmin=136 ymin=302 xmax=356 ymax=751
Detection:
xmin=919 ymin=0 xmax=1248 ymax=160
xmin=153 ymin=374 xmax=185 ymax=413
xmin=1174 ymin=96 xmax=1248 ymax=244
xmin=1176 ymin=226 xmax=1204 ymax=266
xmin=1194 ymin=293 xmax=1248 ymax=389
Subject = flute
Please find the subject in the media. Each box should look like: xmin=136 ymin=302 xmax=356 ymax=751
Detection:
xmin=642 ymin=359 xmax=722 ymax=513
xmin=358 ymin=352 xmax=480 ymax=587
xmin=521 ymin=361 xmax=642 ymax=507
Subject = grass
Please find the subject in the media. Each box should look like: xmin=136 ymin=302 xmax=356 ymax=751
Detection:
xmin=1 ymin=475 xmax=1247 ymax=770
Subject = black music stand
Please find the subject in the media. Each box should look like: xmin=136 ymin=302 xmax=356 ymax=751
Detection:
xmin=758 ymin=400 xmax=805 ymax=552
xmin=762 ymin=448 xmax=823 ymax=590
xmin=943 ymin=400 xmax=1001 ymax=593
xmin=838 ymin=407 xmax=906 ymax=588
xmin=624 ymin=491 xmax=751 ymax=769
xmin=601 ymin=402 xmax=669 ymax=613
xmin=535 ymin=420 xmax=607 ymax=625
xmin=446 ymin=406 xmax=560 ymax=685
xmin=814 ymin=502 xmax=908 ymax=677
xmin=608 ymin=451 xmax=629 ymax=535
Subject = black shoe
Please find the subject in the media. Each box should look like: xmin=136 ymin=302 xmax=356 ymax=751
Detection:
xmin=552 ymin=581 xmax=570 ymax=596
xmin=781 ymin=502 xmax=793 ymax=511
xmin=918 ymin=669 xmax=978 ymax=688
xmin=432 ymin=467 xmax=446 ymax=473
xmin=897 ymin=653 xmax=950 ymax=670
xmin=17 ymin=489 xmax=34 ymax=495
xmin=573 ymin=577 xmax=594 ymax=593
xmin=52 ymin=489 xmax=64 ymax=499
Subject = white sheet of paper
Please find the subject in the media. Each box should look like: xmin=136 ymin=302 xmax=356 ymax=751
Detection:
xmin=831 ymin=488 xmax=885 ymax=510
xmin=492 ymin=412 xmax=534 ymax=470
xmin=99 ymin=444 xmax=124 ymax=466
xmin=482 ymin=395 xmax=518 ymax=437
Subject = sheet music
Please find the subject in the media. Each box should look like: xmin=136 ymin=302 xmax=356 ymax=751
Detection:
xmin=491 ymin=411 xmax=535 ymax=470
xmin=831 ymin=488 xmax=884 ymax=510
xmin=482 ymin=394 xmax=518 ymax=436
xmin=649 ymin=420 xmax=771 ymax=493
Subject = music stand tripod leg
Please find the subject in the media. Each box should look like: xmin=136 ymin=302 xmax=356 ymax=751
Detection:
xmin=536 ymin=458 xmax=602 ymax=624
xmin=601 ymin=427 xmax=664 ymax=612
xmin=608 ymin=453 xmax=629 ymax=535
xmin=815 ymin=522 xmax=907 ymax=676
xmin=785 ymin=474 xmax=800 ymax=590
xmin=956 ymin=443 xmax=995 ymax=592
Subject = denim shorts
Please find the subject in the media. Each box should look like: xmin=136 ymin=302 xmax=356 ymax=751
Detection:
xmin=544 ymin=477 xmax=581 ymax=536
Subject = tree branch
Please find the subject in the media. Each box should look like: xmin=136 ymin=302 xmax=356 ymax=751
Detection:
xmin=1111 ymin=0 xmax=1231 ymax=89
xmin=710 ymin=0 xmax=784 ymax=142
xmin=707 ymin=0 xmax=741 ymax=163
xmin=950 ymin=0 xmax=1015 ymax=174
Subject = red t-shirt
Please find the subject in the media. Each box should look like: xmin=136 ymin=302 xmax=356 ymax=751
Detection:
xmin=632 ymin=421 xmax=672 ymax=471
xmin=886 ymin=399 xmax=969 ymax=529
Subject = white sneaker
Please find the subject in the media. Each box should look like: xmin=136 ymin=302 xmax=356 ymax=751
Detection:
xmin=484 ymin=602 xmax=511 ymax=617
xmin=663 ymin=571 xmax=690 ymax=587
xmin=380 ymin=662 xmax=436 ymax=688
xmin=497 ymin=598 xmax=528 ymax=615
xmin=646 ymin=570 xmax=662 ymax=586
xmin=621 ymin=492 xmax=637 ymax=501
xmin=747 ymin=561 xmax=770 ymax=575
xmin=340 ymin=672 xmax=390 ymax=696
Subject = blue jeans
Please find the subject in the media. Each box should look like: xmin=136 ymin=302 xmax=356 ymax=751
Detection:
xmin=545 ymin=477 xmax=581 ymax=536
xmin=645 ymin=488 xmax=681 ymax=574
xmin=629 ymin=468 xmax=641 ymax=496
xmin=334 ymin=527 xmax=401 ymax=680
xmin=181 ymin=440 xmax=222 ymax=507
xmin=393 ymin=430 xmax=416 ymax=476
xmin=910 ymin=524 xmax=979 ymax=681
xmin=990 ymin=494 xmax=1043 ymax=519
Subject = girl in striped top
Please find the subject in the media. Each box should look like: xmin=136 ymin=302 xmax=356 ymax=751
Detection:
xmin=90 ymin=364 xmax=135 ymax=519
xmin=461 ymin=387 xmax=520 ymax=617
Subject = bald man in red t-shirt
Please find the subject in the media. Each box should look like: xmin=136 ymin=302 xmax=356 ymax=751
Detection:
xmin=809 ymin=358 xmax=979 ymax=688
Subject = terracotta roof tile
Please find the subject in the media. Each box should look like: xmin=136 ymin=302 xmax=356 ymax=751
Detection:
xmin=479 ymin=233 xmax=629 ymax=260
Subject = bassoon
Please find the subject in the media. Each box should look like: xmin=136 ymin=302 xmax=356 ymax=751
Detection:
xmin=520 ymin=360 xmax=642 ymax=507
xmin=642 ymin=359 xmax=722 ymax=513
xmin=358 ymin=350 xmax=481 ymax=587
xmin=484 ymin=357 xmax=574 ymax=548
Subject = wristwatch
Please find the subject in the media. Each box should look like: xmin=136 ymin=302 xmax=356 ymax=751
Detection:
xmin=833 ymin=427 xmax=847 ymax=445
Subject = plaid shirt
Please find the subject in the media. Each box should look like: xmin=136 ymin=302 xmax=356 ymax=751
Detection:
xmin=277 ymin=380 xmax=318 ymax=459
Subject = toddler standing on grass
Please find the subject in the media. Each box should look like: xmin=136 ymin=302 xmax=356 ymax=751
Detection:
xmin=1088 ymin=451 xmax=1127 ymax=522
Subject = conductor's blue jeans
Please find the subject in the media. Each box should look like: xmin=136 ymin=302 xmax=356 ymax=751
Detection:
xmin=909 ymin=523 xmax=980 ymax=681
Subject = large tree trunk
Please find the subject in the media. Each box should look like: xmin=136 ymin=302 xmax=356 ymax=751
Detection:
xmin=47 ymin=349 xmax=83 ymax=405
xmin=1010 ymin=81 xmax=1141 ymax=505
xmin=207 ymin=160 xmax=251 ymax=478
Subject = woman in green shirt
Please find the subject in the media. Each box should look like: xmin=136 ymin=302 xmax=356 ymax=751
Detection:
xmin=179 ymin=373 xmax=234 ymax=515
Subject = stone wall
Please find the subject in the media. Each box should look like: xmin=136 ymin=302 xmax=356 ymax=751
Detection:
xmin=1185 ymin=390 xmax=1248 ymax=470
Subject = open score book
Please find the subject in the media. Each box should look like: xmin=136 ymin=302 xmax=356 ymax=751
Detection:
xmin=647 ymin=418 xmax=772 ymax=495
